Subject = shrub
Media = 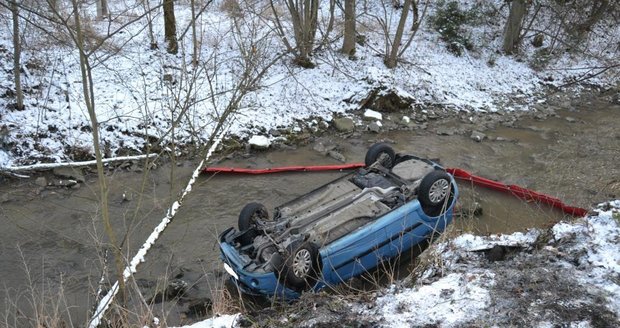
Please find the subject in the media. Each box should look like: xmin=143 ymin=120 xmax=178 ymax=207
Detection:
xmin=430 ymin=1 xmax=475 ymax=56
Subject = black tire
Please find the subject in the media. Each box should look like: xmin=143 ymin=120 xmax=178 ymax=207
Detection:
xmin=418 ymin=170 xmax=453 ymax=216
xmin=279 ymin=242 xmax=321 ymax=292
xmin=238 ymin=202 xmax=269 ymax=245
xmin=365 ymin=143 xmax=396 ymax=168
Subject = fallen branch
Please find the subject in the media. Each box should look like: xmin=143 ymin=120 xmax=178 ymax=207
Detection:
xmin=0 ymin=154 xmax=158 ymax=173
xmin=87 ymin=126 xmax=230 ymax=328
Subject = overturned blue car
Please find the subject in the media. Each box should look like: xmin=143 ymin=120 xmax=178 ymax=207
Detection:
xmin=219 ymin=143 xmax=458 ymax=298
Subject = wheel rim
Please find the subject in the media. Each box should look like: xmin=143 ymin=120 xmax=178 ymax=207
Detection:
xmin=378 ymin=152 xmax=393 ymax=168
xmin=429 ymin=179 xmax=450 ymax=203
xmin=292 ymin=249 xmax=312 ymax=278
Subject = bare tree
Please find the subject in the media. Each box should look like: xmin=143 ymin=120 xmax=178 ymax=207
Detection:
xmin=384 ymin=0 xmax=411 ymax=68
xmin=67 ymin=0 xmax=128 ymax=307
xmin=503 ymin=0 xmax=527 ymax=54
xmin=363 ymin=0 xmax=426 ymax=68
xmin=10 ymin=0 xmax=24 ymax=110
xmin=574 ymin=0 xmax=610 ymax=39
xmin=140 ymin=0 xmax=157 ymax=49
xmin=164 ymin=0 xmax=178 ymax=54
xmin=342 ymin=0 xmax=356 ymax=57
xmin=270 ymin=0 xmax=319 ymax=67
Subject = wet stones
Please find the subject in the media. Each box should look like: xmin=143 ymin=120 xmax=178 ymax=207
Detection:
xmin=184 ymin=298 xmax=213 ymax=318
xmin=564 ymin=116 xmax=577 ymax=123
xmin=313 ymin=141 xmax=347 ymax=162
xmin=359 ymin=87 xmax=415 ymax=113
xmin=332 ymin=117 xmax=355 ymax=132
xmin=470 ymin=130 xmax=487 ymax=142
xmin=35 ymin=176 xmax=47 ymax=187
xmin=368 ymin=121 xmax=382 ymax=133
xmin=148 ymin=279 xmax=189 ymax=303
xmin=53 ymin=167 xmax=85 ymax=183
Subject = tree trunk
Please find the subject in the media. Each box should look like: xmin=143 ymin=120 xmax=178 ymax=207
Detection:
xmin=191 ymin=0 xmax=198 ymax=65
xmin=503 ymin=0 xmax=527 ymax=55
xmin=70 ymin=0 xmax=127 ymax=306
xmin=385 ymin=0 xmax=411 ymax=68
xmin=141 ymin=0 xmax=157 ymax=49
xmin=341 ymin=0 xmax=356 ymax=57
xmin=163 ymin=0 xmax=178 ymax=54
xmin=11 ymin=0 xmax=24 ymax=110
xmin=575 ymin=0 xmax=609 ymax=38
xmin=286 ymin=0 xmax=319 ymax=67
xmin=96 ymin=0 xmax=108 ymax=18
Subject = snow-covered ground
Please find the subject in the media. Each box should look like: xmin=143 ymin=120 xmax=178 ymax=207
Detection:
xmin=361 ymin=200 xmax=620 ymax=327
xmin=1 ymin=1 xmax=618 ymax=166
xmin=179 ymin=201 xmax=620 ymax=327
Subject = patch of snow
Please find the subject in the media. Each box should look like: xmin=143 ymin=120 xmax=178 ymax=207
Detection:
xmin=172 ymin=314 xmax=239 ymax=328
xmin=0 ymin=150 xmax=10 ymax=167
xmin=248 ymin=135 xmax=270 ymax=148
xmin=371 ymin=272 xmax=494 ymax=327
xmin=453 ymin=229 xmax=540 ymax=251
xmin=364 ymin=109 xmax=383 ymax=121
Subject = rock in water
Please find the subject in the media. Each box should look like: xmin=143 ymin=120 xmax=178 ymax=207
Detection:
xmin=368 ymin=121 xmax=382 ymax=133
xmin=328 ymin=150 xmax=346 ymax=162
xmin=53 ymin=167 xmax=85 ymax=182
xmin=470 ymin=131 xmax=486 ymax=142
xmin=35 ymin=177 xmax=48 ymax=187
xmin=248 ymin=135 xmax=270 ymax=149
xmin=333 ymin=117 xmax=355 ymax=132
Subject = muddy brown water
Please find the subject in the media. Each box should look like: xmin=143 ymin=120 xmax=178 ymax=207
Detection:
xmin=0 ymin=98 xmax=618 ymax=326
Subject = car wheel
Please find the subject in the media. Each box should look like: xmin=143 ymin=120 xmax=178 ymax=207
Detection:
xmin=280 ymin=242 xmax=321 ymax=292
xmin=419 ymin=170 xmax=453 ymax=216
xmin=238 ymin=202 xmax=268 ymax=245
xmin=365 ymin=143 xmax=396 ymax=169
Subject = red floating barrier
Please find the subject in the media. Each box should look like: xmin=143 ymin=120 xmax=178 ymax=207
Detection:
xmin=446 ymin=168 xmax=588 ymax=217
xmin=203 ymin=163 xmax=587 ymax=217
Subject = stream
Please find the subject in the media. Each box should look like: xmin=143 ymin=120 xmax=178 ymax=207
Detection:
xmin=0 ymin=94 xmax=618 ymax=326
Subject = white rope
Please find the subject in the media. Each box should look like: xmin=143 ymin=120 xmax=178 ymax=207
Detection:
xmin=87 ymin=127 xmax=230 ymax=328
xmin=0 ymin=154 xmax=159 ymax=173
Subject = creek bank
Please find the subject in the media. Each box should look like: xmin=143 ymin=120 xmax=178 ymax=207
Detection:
xmin=241 ymin=85 xmax=619 ymax=154
xmin=236 ymin=201 xmax=620 ymax=327
xmin=1 ymin=88 xmax=618 ymax=326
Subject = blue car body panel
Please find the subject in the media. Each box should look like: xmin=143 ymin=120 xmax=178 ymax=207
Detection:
xmin=218 ymin=161 xmax=458 ymax=299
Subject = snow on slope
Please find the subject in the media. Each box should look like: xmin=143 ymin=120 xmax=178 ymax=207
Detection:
xmin=361 ymin=200 xmax=620 ymax=327
xmin=0 ymin=1 xmax=617 ymax=166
